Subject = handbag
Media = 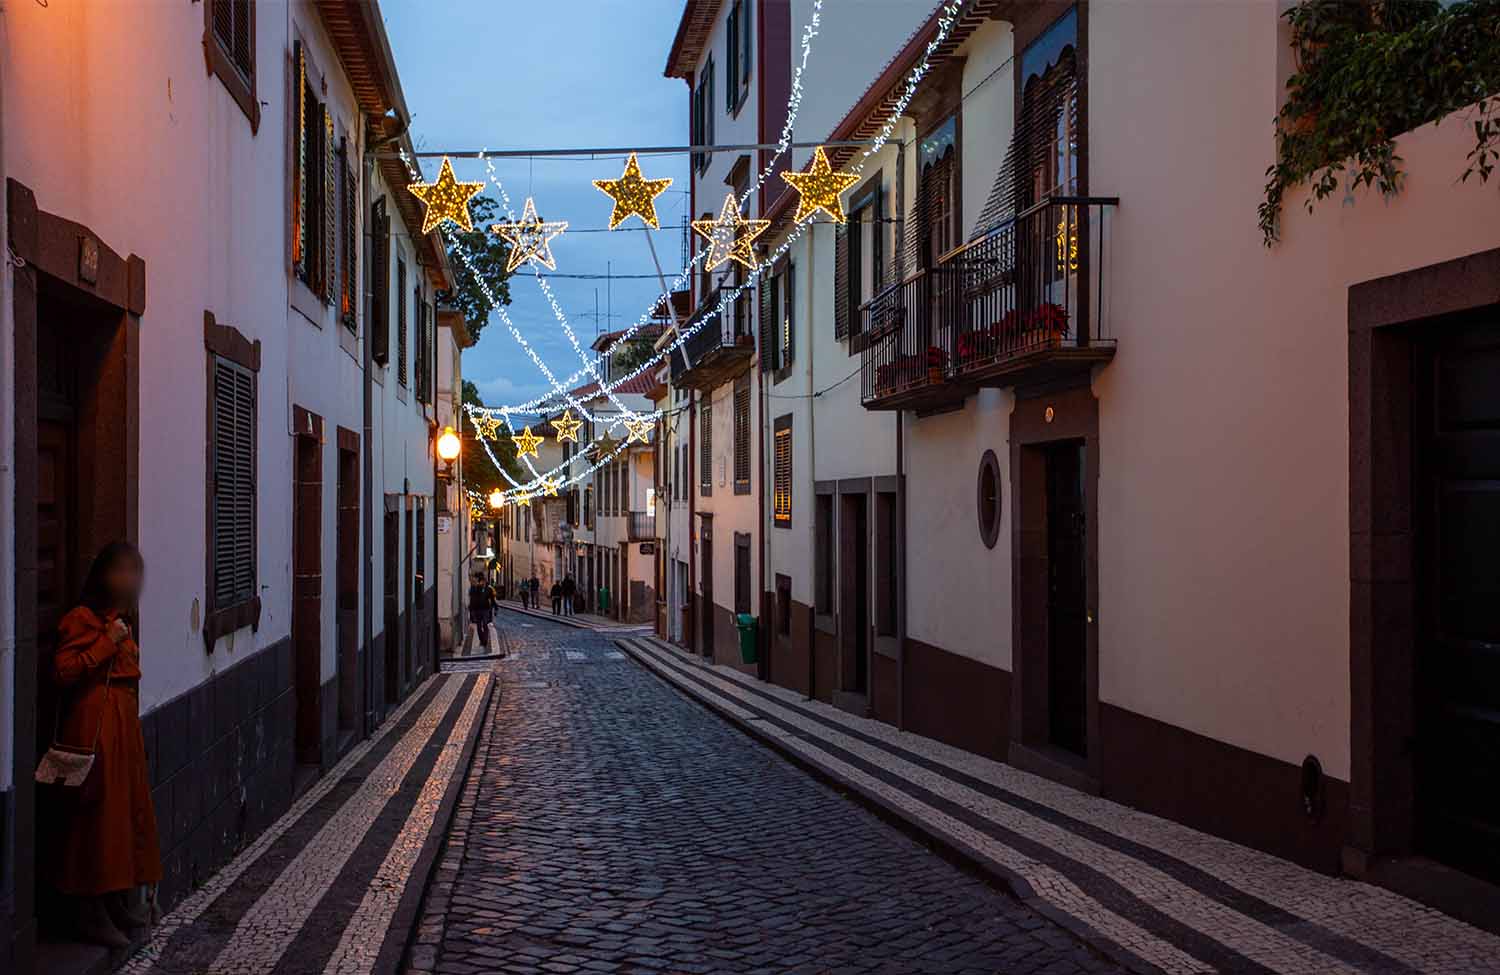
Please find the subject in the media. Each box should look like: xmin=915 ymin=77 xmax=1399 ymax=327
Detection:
xmin=35 ymin=655 xmax=113 ymax=803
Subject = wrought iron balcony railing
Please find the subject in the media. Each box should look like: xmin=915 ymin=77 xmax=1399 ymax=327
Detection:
xmin=669 ymin=288 xmax=756 ymax=391
xmin=860 ymin=197 xmax=1118 ymax=410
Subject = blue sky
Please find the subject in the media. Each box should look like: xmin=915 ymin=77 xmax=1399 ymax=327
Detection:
xmin=383 ymin=0 xmax=691 ymax=410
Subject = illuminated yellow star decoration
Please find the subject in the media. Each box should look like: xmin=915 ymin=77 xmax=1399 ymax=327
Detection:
xmin=492 ymin=198 xmax=568 ymax=272
xmin=407 ymin=157 xmax=485 ymax=234
xmin=468 ymin=502 xmax=485 ymax=521
xmin=470 ymin=411 xmax=502 ymax=441
xmin=691 ymin=193 xmax=769 ymax=271
xmin=593 ymin=433 xmax=618 ymax=457
xmin=540 ymin=476 xmax=562 ymax=497
xmin=514 ymin=490 xmax=532 ymax=507
xmin=512 ymin=425 xmax=544 ymax=459
xmin=781 ymin=146 xmax=860 ymax=224
xmin=551 ymin=409 xmax=583 ymax=443
xmin=593 ymin=153 xmax=674 ymax=230
xmin=623 ymin=416 xmax=653 ymax=444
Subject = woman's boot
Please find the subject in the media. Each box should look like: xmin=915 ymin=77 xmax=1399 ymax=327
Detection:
xmin=76 ymin=896 xmax=130 ymax=949
xmin=106 ymin=888 xmax=150 ymax=930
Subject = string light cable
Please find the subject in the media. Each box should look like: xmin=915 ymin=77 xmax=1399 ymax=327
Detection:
xmin=447 ymin=0 xmax=967 ymax=499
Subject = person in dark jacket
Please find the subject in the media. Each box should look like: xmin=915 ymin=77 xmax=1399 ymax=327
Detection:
xmin=560 ymin=575 xmax=577 ymax=616
xmin=549 ymin=581 xmax=563 ymax=615
xmin=468 ymin=573 xmax=495 ymax=650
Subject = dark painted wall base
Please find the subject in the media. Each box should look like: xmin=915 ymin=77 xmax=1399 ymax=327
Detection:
xmin=1098 ymin=703 xmax=1349 ymax=874
xmin=903 ymin=637 xmax=1010 ymax=762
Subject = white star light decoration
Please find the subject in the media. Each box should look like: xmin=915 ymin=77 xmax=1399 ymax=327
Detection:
xmin=491 ymin=197 xmax=568 ymax=272
xmin=691 ymin=193 xmax=769 ymax=272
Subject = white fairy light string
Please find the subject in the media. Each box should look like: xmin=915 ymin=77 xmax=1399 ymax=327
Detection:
xmin=451 ymin=0 xmax=965 ymax=500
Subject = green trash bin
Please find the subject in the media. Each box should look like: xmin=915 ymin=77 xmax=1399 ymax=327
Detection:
xmin=734 ymin=613 xmax=758 ymax=665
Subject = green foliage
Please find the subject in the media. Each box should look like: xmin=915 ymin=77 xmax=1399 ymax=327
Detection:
xmin=439 ymin=196 xmax=513 ymax=340
xmin=1261 ymin=0 xmax=1500 ymax=245
xmin=610 ymin=338 xmax=657 ymax=377
xmin=461 ymin=379 xmax=524 ymax=492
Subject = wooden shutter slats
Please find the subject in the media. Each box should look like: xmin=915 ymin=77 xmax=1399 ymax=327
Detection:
xmin=758 ymin=277 xmax=774 ymax=372
xmin=733 ymin=381 xmax=750 ymax=487
xmin=341 ymin=147 xmax=358 ymax=327
xmin=834 ymin=223 xmax=850 ymax=339
xmin=231 ymin=0 xmax=252 ymax=77
xmin=372 ymin=203 xmax=390 ymax=364
xmin=323 ymin=109 xmax=337 ymax=305
xmin=784 ymin=263 xmax=795 ymax=368
xmin=396 ymin=260 xmax=408 ymax=386
xmin=211 ymin=358 xmax=256 ymax=608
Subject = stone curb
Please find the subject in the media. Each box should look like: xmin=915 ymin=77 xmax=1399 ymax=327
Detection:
xmin=393 ymin=675 xmax=498 ymax=975
xmin=617 ymin=636 xmax=1162 ymax=975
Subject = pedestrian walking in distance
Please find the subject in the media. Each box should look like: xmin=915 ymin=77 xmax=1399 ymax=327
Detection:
xmin=550 ymin=581 xmax=563 ymax=615
xmin=561 ymin=574 xmax=577 ymax=616
xmin=530 ymin=576 xmax=540 ymax=611
xmin=468 ymin=573 xmax=495 ymax=651
xmin=42 ymin=541 xmax=161 ymax=948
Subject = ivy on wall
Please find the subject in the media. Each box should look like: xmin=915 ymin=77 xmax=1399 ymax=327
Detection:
xmin=1260 ymin=0 xmax=1500 ymax=245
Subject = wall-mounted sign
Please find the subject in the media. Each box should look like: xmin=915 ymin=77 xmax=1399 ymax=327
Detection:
xmin=640 ymin=542 xmax=656 ymax=555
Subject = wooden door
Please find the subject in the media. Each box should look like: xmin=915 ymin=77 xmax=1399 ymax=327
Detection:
xmin=336 ymin=448 xmax=359 ymax=734
xmin=700 ymin=517 xmax=714 ymax=657
xmin=292 ymin=434 xmax=322 ymax=767
xmin=1415 ymin=314 xmax=1500 ymax=882
xmin=383 ymin=509 xmax=400 ymax=705
xmin=1045 ymin=441 xmax=1088 ymax=757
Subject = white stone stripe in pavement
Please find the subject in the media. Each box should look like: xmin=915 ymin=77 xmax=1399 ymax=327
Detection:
xmin=120 ymin=676 xmax=450 ymax=975
xmin=691 ymin=645 xmax=1500 ymax=973
xmin=324 ymin=674 xmax=489 ymax=975
xmin=203 ymin=677 xmax=467 ymax=975
xmin=644 ymin=646 xmax=1361 ymax=975
xmin=628 ymin=646 xmax=1210 ymax=975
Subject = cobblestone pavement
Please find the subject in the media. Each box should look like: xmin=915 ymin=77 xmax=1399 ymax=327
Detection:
xmin=120 ymin=671 xmax=492 ymax=975
xmin=619 ymin=636 xmax=1500 ymax=975
xmin=416 ymin=615 xmax=1122 ymax=975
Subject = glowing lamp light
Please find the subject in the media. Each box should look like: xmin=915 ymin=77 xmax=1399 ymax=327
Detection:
xmin=436 ymin=426 xmax=462 ymax=464
xmin=488 ymin=488 xmax=506 ymax=510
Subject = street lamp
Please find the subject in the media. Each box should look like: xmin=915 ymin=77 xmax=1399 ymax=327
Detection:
xmin=488 ymin=488 xmax=505 ymax=510
xmin=436 ymin=425 xmax=461 ymax=477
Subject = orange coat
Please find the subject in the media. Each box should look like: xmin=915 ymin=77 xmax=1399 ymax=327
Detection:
xmin=47 ymin=606 xmax=162 ymax=896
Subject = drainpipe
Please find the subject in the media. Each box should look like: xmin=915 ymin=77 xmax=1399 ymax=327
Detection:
xmin=0 ymin=0 xmax=16 ymax=803
xmin=896 ymin=410 xmax=905 ymax=731
xmin=804 ymin=227 xmax=817 ymax=701
xmin=361 ymin=148 xmax=376 ymax=735
xmin=756 ymin=321 xmax=768 ymax=683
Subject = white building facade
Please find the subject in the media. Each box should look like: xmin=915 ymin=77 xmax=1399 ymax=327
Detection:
xmin=0 ymin=1 xmax=453 ymax=964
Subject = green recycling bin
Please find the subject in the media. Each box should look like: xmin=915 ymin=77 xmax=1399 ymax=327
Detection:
xmin=734 ymin=613 xmax=758 ymax=665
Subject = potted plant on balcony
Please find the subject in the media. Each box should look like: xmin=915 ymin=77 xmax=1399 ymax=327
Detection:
xmin=926 ymin=345 xmax=946 ymax=385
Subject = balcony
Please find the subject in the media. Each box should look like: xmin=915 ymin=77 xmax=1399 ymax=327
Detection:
xmin=627 ymin=511 xmax=656 ymax=542
xmin=670 ymin=288 xmax=755 ymax=392
xmin=861 ymin=197 xmax=1117 ymax=411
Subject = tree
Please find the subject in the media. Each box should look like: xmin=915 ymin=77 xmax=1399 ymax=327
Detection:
xmin=1260 ymin=0 xmax=1500 ymax=244
xmin=610 ymin=337 xmax=657 ymax=377
xmin=461 ymin=379 xmax=524 ymax=495
xmin=440 ymin=196 xmax=514 ymax=339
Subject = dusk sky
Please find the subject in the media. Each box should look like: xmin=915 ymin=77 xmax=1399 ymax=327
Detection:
xmin=383 ymin=0 xmax=692 ymax=412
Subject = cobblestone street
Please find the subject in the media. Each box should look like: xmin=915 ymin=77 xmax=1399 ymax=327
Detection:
xmin=418 ymin=612 xmax=1121 ymax=975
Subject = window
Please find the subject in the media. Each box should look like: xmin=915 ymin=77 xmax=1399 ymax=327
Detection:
xmin=205 ymin=0 xmax=258 ymax=130
xmin=726 ymin=0 xmax=752 ymax=114
xmin=370 ymin=198 xmax=390 ymax=364
xmin=762 ymin=261 xmax=797 ymax=372
xmin=292 ymin=43 xmax=335 ymax=303
xmin=209 ymin=354 xmax=257 ymax=616
xmin=415 ymin=293 xmax=431 ymax=404
xmin=917 ymin=114 xmax=960 ymax=267
xmin=815 ymin=492 xmax=834 ymax=613
xmin=339 ymin=142 xmax=359 ymax=330
xmin=773 ymin=415 xmax=792 ymax=527
xmin=836 ymin=180 xmax=883 ymax=342
xmin=691 ymin=58 xmax=715 ymax=173
xmin=618 ymin=459 xmax=628 ymax=513
xmin=700 ymin=401 xmax=713 ymax=496
xmin=414 ymin=499 xmax=427 ymax=606
xmin=733 ymin=375 xmax=751 ymax=493
xmin=396 ymin=259 xmax=409 ymax=387
xmin=584 ymin=485 xmax=593 ymax=529
xmin=977 ymin=449 xmax=1002 ymax=548
xmin=734 ymin=533 xmax=752 ymax=615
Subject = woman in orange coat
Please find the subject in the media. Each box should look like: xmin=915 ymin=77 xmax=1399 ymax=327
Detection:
xmin=48 ymin=542 xmax=161 ymax=947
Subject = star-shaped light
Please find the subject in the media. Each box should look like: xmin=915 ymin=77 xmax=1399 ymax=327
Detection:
xmin=691 ymin=193 xmax=770 ymax=272
xmin=514 ymin=491 xmax=532 ymax=507
xmin=470 ymin=411 xmax=502 ymax=441
xmin=593 ymin=433 xmax=618 ymax=457
xmin=469 ymin=502 xmax=485 ymax=521
xmin=408 ymin=157 xmax=485 ymax=234
xmin=552 ymin=409 xmax=583 ymax=443
xmin=491 ymin=198 xmax=568 ymax=272
xmin=781 ymin=146 xmax=860 ymax=224
xmin=512 ymin=426 xmax=544 ymax=459
xmin=593 ymin=153 xmax=674 ymax=230
xmin=624 ymin=416 xmax=653 ymax=444
xmin=540 ymin=476 xmax=562 ymax=497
